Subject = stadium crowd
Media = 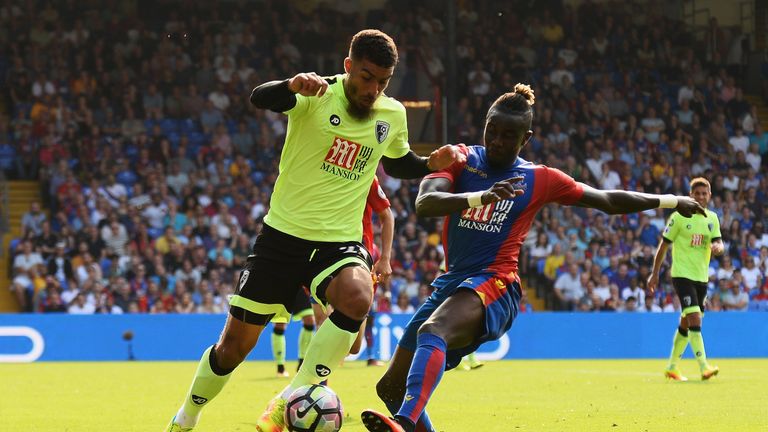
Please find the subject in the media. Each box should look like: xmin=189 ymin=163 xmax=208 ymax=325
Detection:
xmin=2 ymin=0 xmax=767 ymax=315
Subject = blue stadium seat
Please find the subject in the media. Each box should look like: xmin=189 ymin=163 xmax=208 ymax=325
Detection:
xmin=144 ymin=119 xmax=157 ymax=131
xmin=179 ymin=118 xmax=200 ymax=134
xmin=160 ymin=119 xmax=178 ymax=134
xmin=226 ymin=119 xmax=238 ymax=134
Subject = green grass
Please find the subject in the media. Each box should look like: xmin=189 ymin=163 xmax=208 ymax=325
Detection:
xmin=1 ymin=359 xmax=766 ymax=431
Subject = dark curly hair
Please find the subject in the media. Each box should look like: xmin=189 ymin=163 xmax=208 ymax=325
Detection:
xmin=349 ymin=29 xmax=398 ymax=68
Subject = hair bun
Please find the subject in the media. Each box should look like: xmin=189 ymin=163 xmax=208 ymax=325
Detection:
xmin=513 ymin=83 xmax=535 ymax=106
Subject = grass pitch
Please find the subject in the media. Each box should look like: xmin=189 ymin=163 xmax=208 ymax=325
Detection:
xmin=1 ymin=359 xmax=765 ymax=431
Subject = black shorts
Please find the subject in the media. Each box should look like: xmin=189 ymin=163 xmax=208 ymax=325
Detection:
xmin=229 ymin=224 xmax=373 ymax=325
xmin=672 ymin=277 xmax=708 ymax=316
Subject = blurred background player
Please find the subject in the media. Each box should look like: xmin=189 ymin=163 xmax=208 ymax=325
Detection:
xmin=648 ymin=177 xmax=724 ymax=381
xmin=271 ymin=289 xmax=315 ymax=377
xmin=361 ymin=175 xmax=394 ymax=366
xmin=458 ymin=352 xmax=483 ymax=370
xmin=361 ymin=85 xmax=706 ymax=432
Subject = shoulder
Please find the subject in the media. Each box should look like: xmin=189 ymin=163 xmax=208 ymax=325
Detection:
xmin=377 ymin=94 xmax=407 ymax=115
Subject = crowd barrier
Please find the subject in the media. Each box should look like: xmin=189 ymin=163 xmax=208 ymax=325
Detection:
xmin=0 ymin=312 xmax=765 ymax=362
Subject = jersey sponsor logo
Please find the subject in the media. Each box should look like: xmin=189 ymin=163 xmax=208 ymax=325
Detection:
xmin=691 ymin=234 xmax=704 ymax=247
xmin=457 ymin=200 xmax=514 ymax=233
xmin=321 ymin=136 xmax=374 ymax=181
xmin=315 ymin=364 xmax=331 ymax=377
xmin=375 ymin=120 xmax=390 ymax=143
xmin=463 ymin=165 xmax=488 ymax=178
xmin=330 ymin=114 xmax=341 ymax=126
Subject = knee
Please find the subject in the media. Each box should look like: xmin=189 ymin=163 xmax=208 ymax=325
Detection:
xmin=214 ymin=341 xmax=249 ymax=370
xmin=333 ymin=285 xmax=372 ymax=320
xmin=418 ymin=321 xmax=447 ymax=340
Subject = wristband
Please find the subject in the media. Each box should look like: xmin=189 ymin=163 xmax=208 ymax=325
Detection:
xmin=467 ymin=191 xmax=484 ymax=208
xmin=658 ymin=195 xmax=677 ymax=209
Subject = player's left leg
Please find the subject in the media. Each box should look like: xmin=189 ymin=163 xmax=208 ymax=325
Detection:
xmin=686 ymin=282 xmax=718 ymax=379
xmin=392 ymin=289 xmax=484 ymax=432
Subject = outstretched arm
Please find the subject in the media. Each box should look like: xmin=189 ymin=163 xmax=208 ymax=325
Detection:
xmin=574 ymin=184 xmax=705 ymax=217
xmin=381 ymin=145 xmax=467 ymax=179
xmin=250 ymin=72 xmax=329 ymax=112
xmin=415 ymin=176 xmax=525 ymax=217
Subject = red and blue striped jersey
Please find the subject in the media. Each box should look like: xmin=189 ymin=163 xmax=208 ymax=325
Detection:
xmin=425 ymin=145 xmax=584 ymax=276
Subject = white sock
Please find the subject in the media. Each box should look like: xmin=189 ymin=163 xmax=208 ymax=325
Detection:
xmin=175 ymin=406 xmax=199 ymax=428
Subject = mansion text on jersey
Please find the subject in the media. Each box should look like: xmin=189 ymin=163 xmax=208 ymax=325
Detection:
xmin=457 ymin=218 xmax=503 ymax=233
xmin=320 ymin=162 xmax=363 ymax=180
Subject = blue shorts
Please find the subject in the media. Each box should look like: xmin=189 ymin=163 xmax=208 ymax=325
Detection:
xmin=398 ymin=271 xmax=521 ymax=370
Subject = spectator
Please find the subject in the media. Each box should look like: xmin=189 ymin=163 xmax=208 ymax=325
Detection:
xmin=21 ymin=202 xmax=46 ymax=238
xmin=553 ymin=263 xmax=584 ymax=311
xmin=721 ymin=281 xmax=749 ymax=311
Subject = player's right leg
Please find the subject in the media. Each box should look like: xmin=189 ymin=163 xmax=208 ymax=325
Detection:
xmin=166 ymin=313 xmax=267 ymax=431
xmin=665 ymin=315 xmax=689 ymax=381
xmin=272 ymin=322 xmax=289 ymax=377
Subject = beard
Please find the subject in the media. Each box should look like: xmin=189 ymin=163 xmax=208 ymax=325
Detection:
xmin=346 ymin=98 xmax=374 ymax=120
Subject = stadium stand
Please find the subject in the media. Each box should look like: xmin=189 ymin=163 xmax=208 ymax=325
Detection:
xmin=0 ymin=0 xmax=765 ymax=315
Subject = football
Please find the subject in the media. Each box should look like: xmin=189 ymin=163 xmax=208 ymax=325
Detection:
xmin=284 ymin=384 xmax=343 ymax=432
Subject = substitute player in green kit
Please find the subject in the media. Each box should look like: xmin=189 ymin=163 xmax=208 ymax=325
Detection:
xmin=164 ymin=29 xmax=465 ymax=432
xmin=648 ymin=177 xmax=724 ymax=382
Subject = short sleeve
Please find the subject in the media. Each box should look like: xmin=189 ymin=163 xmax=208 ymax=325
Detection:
xmin=424 ymin=144 xmax=470 ymax=185
xmin=383 ymin=111 xmax=410 ymax=159
xmin=367 ymin=177 xmax=391 ymax=213
xmin=711 ymin=212 xmax=722 ymax=239
xmin=662 ymin=213 xmax=680 ymax=242
xmin=544 ymin=166 xmax=584 ymax=205
xmin=285 ymin=93 xmax=312 ymax=117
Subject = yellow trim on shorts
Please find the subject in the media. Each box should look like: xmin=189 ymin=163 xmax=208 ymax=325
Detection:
xmin=309 ymin=256 xmax=369 ymax=312
xmin=229 ymin=294 xmax=291 ymax=323
xmin=681 ymin=305 xmax=702 ymax=317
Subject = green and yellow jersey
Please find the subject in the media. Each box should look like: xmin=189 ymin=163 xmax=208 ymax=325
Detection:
xmin=264 ymin=74 xmax=410 ymax=242
xmin=662 ymin=209 xmax=722 ymax=283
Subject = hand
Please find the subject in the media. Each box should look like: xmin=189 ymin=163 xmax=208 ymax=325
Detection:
xmin=674 ymin=196 xmax=706 ymax=217
xmin=711 ymin=242 xmax=724 ymax=256
xmin=427 ymin=144 xmax=466 ymax=171
xmin=483 ymin=177 xmax=525 ymax=204
xmin=372 ymin=258 xmax=392 ymax=285
xmin=646 ymin=274 xmax=659 ymax=294
xmin=287 ymin=72 xmax=328 ymax=97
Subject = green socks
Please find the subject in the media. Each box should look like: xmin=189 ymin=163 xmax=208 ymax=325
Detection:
xmin=272 ymin=328 xmax=287 ymax=371
xmin=299 ymin=325 xmax=314 ymax=361
xmin=667 ymin=327 xmax=689 ymax=369
xmin=688 ymin=326 xmax=709 ymax=371
xmin=280 ymin=314 xmax=357 ymax=399
xmin=177 ymin=346 xmax=233 ymax=428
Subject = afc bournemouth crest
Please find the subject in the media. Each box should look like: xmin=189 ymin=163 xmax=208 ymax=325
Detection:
xmin=375 ymin=121 xmax=390 ymax=144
